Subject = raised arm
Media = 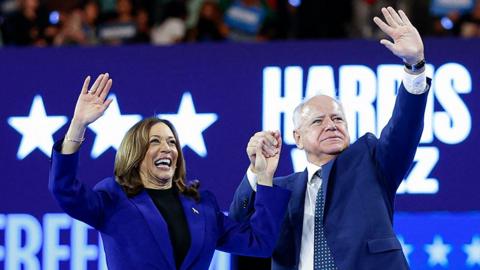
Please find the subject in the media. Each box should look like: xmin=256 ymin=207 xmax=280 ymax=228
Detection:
xmin=372 ymin=8 xmax=429 ymax=193
xmin=49 ymin=73 xmax=113 ymax=228
xmin=62 ymin=73 xmax=113 ymax=154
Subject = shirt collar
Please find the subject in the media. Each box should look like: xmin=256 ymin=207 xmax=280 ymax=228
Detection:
xmin=306 ymin=162 xmax=322 ymax=184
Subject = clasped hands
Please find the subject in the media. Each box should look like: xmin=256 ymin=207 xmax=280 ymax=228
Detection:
xmin=247 ymin=131 xmax=282 ymax=186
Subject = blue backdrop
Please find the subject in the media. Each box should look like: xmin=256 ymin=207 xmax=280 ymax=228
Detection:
xmin=1 ymin=38 xmax=479 ymax=269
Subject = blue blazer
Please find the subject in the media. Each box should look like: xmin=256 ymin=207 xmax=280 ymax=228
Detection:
xmin=49 ymin=144 xmax=291 ymax=270
xmin=229 ymin=82 xmax=430 ymax=270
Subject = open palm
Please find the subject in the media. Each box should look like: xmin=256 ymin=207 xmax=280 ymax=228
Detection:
xmin=374 ymin=7 xmax=424 ymax=65
xmin=73 ymin=73 xmax=113 ymax=127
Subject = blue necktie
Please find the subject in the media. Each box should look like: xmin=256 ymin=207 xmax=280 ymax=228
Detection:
xmin=313 ymin=170 xmax=337 ymax=270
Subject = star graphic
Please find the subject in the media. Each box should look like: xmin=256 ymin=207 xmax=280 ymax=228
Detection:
xmin=463 ymin=235 xmax=480 ymax=266
xmin=424 ymin=235 xmax=452 ymax=267
xmin=158 ymin=92 xmax=217 ymax=157
xmin=8 ymin=95 xmax=67 ymax=159
xmin=88 ymin=94 xmax=142 ymax=158
xmin=397 ymin=235 xmax=413 ymax=263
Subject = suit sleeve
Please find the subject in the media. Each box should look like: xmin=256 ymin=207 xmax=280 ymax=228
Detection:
xmin=374 ymin=79 xmax=430 ymax=195
xmin=215 ymin=185 xmax=291 ymax=257
xmin=228 ymin=174 xmax=257 ymax=222
xmin=48 ymin=140 xmax=105 ymax=228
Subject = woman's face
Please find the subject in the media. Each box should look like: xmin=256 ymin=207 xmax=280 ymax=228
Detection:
xmin=139 ymin=122 xmax=178 ymax=187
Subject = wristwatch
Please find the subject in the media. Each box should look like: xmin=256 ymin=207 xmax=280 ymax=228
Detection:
xmin=404 ymin=59 xmax=426 ymax=72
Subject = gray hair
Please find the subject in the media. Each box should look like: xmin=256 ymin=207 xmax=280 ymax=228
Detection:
xmin=292 ymin=95 xmax=346 ymax=130
xmin=292 ymin=101 xmax=307 ymax=130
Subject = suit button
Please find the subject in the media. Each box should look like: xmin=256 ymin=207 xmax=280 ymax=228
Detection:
xmin=242 ymin=199 xmax=248 ymax=208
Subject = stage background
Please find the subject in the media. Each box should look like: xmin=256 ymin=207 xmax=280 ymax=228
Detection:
xmin=1 ymin=38 xmax=479 ymax=269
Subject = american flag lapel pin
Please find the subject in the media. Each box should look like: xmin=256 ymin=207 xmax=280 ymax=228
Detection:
xmin=192 ymin=207 xmax=199 ymax=214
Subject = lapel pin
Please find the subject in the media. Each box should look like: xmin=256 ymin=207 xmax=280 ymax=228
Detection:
xmin=192 ymin=207 xmax=199 ymax=214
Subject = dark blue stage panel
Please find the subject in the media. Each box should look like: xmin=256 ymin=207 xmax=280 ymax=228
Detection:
xmin=0 ymin=39 xmax=479 ymax=269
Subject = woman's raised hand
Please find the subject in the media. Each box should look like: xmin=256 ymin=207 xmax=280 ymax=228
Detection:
xmin=61 ymin=73 xmax=113 ymax=154
xmin=72 ymin=73 xmax=113 ymax=127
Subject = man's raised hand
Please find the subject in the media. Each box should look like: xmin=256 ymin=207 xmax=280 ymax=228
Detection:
xmin=373 ymin=7 xmax=424 ymax=65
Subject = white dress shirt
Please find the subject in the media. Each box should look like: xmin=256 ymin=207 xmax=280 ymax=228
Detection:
xmin=245 ymin=69 xmax=427 ymax=269
xmin=297 ymin=162 xmax=322 ymax=270
xmin=403 ymin=69 xmax=428 ymax=95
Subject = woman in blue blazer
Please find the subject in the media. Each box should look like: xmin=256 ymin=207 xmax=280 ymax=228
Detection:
xmin=49 ymin=73 xmax=290 ymax=270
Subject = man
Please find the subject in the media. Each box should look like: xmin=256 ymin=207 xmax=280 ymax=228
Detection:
xmin=229 ymin=7 xmax=429 ymax=270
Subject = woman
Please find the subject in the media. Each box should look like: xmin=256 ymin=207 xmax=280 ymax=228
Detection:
xmin=49 ymin=73 xmax=290 ymax=270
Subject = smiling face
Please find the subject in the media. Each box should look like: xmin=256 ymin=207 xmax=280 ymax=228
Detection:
xmin=293 ymin=95 xmax=350 ymax=165
xmin=139 ymin=122 xmax=179 ymax=189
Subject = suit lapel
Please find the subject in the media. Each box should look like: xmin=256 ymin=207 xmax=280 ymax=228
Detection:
xmin=289 ymin=169 xmax=308 ymax=253
xmin=179 ymin=196 xmax=205 ymax=270
xmin=131 ymin=191 xmax=176 ymax=270
xmin=321 ymin=158 xmax=335 ymax=217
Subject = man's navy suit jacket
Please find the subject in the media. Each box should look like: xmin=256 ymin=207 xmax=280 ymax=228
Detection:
xmin=229 ymin=81 xmax=430 ymax=270
xmin=49 ymin=142 xmax=291 ymax=270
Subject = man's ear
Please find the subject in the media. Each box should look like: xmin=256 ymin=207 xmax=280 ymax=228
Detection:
xmin=293 ymin=129 xmax=303 ymax=150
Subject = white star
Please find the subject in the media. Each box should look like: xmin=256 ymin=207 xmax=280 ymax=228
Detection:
xmin=424 ymin=235 xmax=452 ymax=267
xmin=463 ymin=235 xmax=480 ymax=266
xmin=88 ymin=94 xmax=142 ymax=158
xmin=8 ymin=95 xmax=67 ymax=159
xmin=397 ymin=236 xmax=413 ymax=263
xmin=159 ymin=92 xmax=217 ymax=157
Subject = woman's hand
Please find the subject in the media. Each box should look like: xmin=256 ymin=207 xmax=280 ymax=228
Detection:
xmin=72 ymin=73 xmax=113 ymax=127
xmin=246 ymin=131 xmax=282 ymax=186
xmin=61 ymin=73 xmax=113 ymax=154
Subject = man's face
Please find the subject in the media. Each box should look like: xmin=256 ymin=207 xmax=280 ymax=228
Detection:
xmin=294 ymin=96 xmax=350 ymax=165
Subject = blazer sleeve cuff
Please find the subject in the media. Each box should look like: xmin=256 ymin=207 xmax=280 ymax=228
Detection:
xmin=49 ymin=140 xmax=80 ymax=188
xmin=255 ymin=185 xmax=291 ymax=215
xmin=246 ymin=168 xmax=258 ymax=192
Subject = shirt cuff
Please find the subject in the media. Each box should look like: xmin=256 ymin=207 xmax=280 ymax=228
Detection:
xmin=403 ymin=69 xmax=428 ymax=95
xmin=246 ymin=167 xmax=258 ymax=192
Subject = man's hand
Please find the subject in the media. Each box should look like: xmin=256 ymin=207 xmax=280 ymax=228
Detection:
xmin=246 ymin=131 xmax=282 ymax=185
xmin=373 ymin=7 xmax=424 ymax=65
